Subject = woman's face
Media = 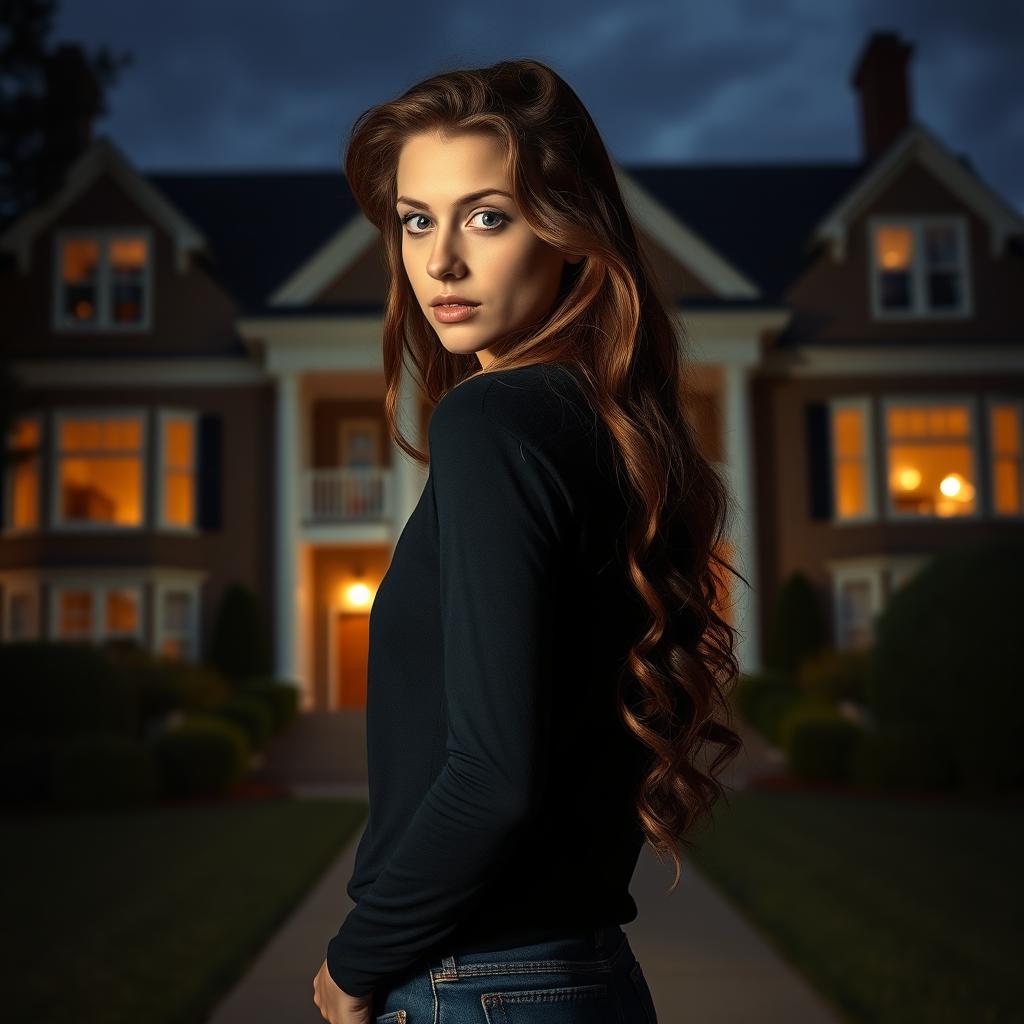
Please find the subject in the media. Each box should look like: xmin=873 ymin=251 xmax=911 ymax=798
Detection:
xmin=394 ymin=130 xmax=581 ymax=368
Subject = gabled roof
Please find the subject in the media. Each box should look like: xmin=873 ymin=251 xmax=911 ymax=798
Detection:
xmin=149 ymin=167 xmax=360 ymax=309
xmin=0 ymin=135 xmax=208 ymax=274
xmin=4 ymin=127 xmax=1020 ymax=317
xmin=810 ymin=120 xmax=1024 ymax=259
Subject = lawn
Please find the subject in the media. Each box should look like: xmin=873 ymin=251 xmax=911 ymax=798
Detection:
xmin=0 ymin=796 xmax=366 ymax=1024
xmin=686 ymin=788 xmax=1024 ymax=1024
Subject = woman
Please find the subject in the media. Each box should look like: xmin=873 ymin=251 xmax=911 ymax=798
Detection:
xmin=313 ymin=58 xmax=744 ymax=1024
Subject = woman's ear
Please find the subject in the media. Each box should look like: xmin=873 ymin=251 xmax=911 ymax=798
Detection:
xmin=564 ymin=252 xmax=585 ymax=266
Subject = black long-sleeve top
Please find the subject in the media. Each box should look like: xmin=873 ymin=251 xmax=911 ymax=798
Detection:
xmin=326 ymin=361 xmax=651 ymax=998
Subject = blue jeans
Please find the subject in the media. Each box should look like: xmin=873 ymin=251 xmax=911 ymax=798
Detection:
xmin=371 ymin=924 xmax=659 ymax=1023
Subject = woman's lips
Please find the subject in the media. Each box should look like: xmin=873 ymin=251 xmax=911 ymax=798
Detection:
xmin=432 ymin=303 xmax=480 ymax=323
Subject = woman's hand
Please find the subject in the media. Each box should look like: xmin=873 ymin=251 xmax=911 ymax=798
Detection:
xmin=312 ymin=959 xmax=375 ymax=1023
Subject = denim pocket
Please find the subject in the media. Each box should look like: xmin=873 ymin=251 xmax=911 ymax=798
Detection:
xmin=480 ymin=981 xmax=612 ymax=1023
xmin=628 ymin=961 xmax=658 ymax=1024
xmin=374 ymin=1011 xmax=407 ymax=1024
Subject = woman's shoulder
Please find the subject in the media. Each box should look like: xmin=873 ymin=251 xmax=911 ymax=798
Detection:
xmin=431 ymin=362 xmax=598 ymax=456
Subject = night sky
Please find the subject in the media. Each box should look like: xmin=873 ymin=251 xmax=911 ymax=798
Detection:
xmin=56 ymin=0 xmax=1023 ymax=213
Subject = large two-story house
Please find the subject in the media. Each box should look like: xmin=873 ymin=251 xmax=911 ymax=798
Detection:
xmin=2 ymin=30 xmax=1022 ymax=711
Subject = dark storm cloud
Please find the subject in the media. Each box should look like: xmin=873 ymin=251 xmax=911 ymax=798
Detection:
xmin=55 ymin=0 xmax=1022 ymax=211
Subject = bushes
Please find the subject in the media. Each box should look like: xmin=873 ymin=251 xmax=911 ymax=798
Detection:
xmin=0 ymin=641 xmax=301 ymax=808
xmin=780 ymin=705 xmax=863 ymax=782
xmin=208 ymin=583 xmax=272 ymax=683
xmin=154 ymin=715 xmax=249 ymax=797
xmin=736 ymin=671 xmax=804 ymax=746
xmin=0 ymin=642 xmax=139 ymax=742
xmin=867 ymin=537 xmax=1024 ymax=792
xmin=51 ymin=734 xmax=160 ymax=808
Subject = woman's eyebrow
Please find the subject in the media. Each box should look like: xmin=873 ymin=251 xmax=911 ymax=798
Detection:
xmin=395 ymin=188 xmax=514 ymax=211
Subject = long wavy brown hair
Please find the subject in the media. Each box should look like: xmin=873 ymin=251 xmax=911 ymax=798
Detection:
xmin=342 ymin=58 xmax=746 ymax=892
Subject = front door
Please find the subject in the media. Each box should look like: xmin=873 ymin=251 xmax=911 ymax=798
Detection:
xmin=335 ymin=611 xmax=369 ymax=708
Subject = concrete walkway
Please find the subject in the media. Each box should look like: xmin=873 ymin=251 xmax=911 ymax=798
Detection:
xmin=207 ymin=713 xmax=843 ymax=1024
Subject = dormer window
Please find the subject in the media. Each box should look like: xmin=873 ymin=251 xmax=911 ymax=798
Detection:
xmin=53 ymin=228 xmax=153 ymax=331
xmin=869 ymin=215 xmax=971 ymax=319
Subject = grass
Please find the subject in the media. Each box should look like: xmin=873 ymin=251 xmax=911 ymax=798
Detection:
xmin=686 ymin=788 xmax=1024 ymax=1024
xmin=0 ymin=795 xmax=367 ymax=1024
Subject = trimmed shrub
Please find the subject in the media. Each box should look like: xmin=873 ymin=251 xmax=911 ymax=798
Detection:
xmin=763 ymin=571 xmax=828 ymax=675
xmin=212 ymin=695 xmax=274 ymax=752
xmin=207 ymin=583 xmax=272 ymax=683
xmin=780 ymin=704 xmax=863 ymax=782
xmin=238 ymin=676 xmax=301 ymax=732
xmin=0 ymin=642 xmax=137 ymax=742
xmin=0 ymin=735 xmax=58 ymax=804
xmin=735 ymin=670 xmax=803 ymax=745
xmin=867 ymin=538 xmax=1024 ymax=791
xmin=797 ymin=646 xmax=870 ymax=704
xmin=51 ymin=734 xmax=159 ymax=808
xmin=849 ymin=727 xmax=958 ymax=792
xmin=154 ymin=714 xmax=249 ymax=797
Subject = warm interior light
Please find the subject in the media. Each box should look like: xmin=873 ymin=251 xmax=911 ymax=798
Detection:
xmin=876 ymin=225 xmax=912 ymax=270
xmin=342 ymin=581 xmax=374 ymax=610
xmin=894 ymin=466 xmax=922 ymax=491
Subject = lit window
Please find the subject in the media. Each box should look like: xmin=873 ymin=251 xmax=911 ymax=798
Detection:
xmin=831 ymin=402 xmax=872 ymax=519
xmin=884 ymin=400 xmax=977 ymax=517
xmin=160 ymin=413 xmax=196 ymax=528
xmin=870 ymin=217 xmax=970 ymax=317
xmin=989 ymin=400 xmax=1024 ymax=516
xmin=56 ymin=413 xmax=145 ymax=527
xmin=55 ymin=231 xmax=151 ymax=330
xmin=4 ymin=417 xmax=42 ymax=530
xmin=52 ymin=583 xmax=143 ymax=644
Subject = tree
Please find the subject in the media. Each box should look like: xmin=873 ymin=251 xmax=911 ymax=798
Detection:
xmin=0 ymin=0 xmax=133 ymax=229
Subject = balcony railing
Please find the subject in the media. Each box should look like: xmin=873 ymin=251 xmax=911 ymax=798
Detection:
xmin=303 ymin=467 xmax=393 ymax=524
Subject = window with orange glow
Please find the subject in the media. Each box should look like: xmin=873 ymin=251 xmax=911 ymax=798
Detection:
xmin=57 ymin=233 xmax=149 ymax=328
xmin=57 ymin=414 xmax=144 ymax=526
xmin=871 ymin=218 xmax=968 ymax=317
xmin=109 ymin=237 xmax=147 ymax=324
xmin=832 ymin=404 xmax=870 ymax=518
xmin=161 ymin=415 xmax=196 ymax=527
xmin=53 ymin=584 xmax=143 ymax=642
xmin=874 ymin=225 xmax=913 ymax=311
xmin=60 ymin=238 xmax=100 ymax=326
xmin=885 ymin=402 xmax=976 ymax=517
xmin=989 ymin=402 xmax=1024 ymax=516
xmin=4 ymin=417 xmax=41 ymax=530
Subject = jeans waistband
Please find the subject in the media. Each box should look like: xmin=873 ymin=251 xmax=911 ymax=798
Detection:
xmin=442 ymin=922 xmax=627 ymax=968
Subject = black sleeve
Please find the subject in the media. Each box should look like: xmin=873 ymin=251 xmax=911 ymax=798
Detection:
xmin=324 ymin=388 xmax=575 ymax=997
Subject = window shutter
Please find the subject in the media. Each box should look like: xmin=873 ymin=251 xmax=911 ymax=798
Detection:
xmin=197 ymin=413 xmax=223 ymax=530
xmin=805 ymin=400 xmax=833 ymax=520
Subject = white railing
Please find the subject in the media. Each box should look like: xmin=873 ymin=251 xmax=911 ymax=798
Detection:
xmin=303 ymin=467 xmax=393 ymax=524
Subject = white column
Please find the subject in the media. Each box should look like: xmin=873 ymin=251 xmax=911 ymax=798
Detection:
xmin=273 ymin=371 xmax=306 ymax=698
xmin=391 ymin=362 xmax=428 ymax=527
xmin=722 ymin=360 xmax=761 ymax=675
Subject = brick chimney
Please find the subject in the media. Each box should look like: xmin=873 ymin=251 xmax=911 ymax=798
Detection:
xmin=851 ymin=31 xmax=914 ymax=161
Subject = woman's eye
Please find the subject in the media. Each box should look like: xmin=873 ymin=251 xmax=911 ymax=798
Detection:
xmin=399 ymin=210 xmax=507 ymax=235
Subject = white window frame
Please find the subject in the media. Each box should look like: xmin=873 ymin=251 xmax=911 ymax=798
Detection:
xmin=49 ymin=580 xmax=146 ymax=646
xmin=52 ymin=226 xmax=154 ymax=333
xmin=50 ymin=407 xmax=148 ymax=532
xmin=880 ymin=393 xmax=982 ymax=522
xmin=153 ymin=577 xmax=202 ymax=660
xmin=985 ymin=394 xmax=1024 ymax=520
xmin=829 ymin=395 xmax=877 ymax=524
xmin=829 ymin=561 xmax=885 ymax=652
xmin=868 ymin=214 xmax=972 ymax=320
xmin=1 ymin=576 xmax=41 ymax=641
xmin=2 ymin=412 xmax=44 ymax=535
xmin=156 ymin=408 xmax=199 ymax=533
